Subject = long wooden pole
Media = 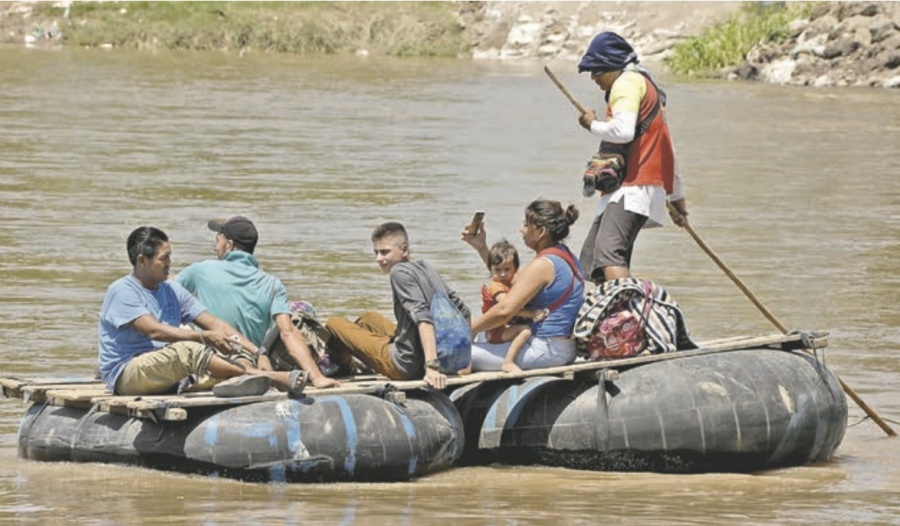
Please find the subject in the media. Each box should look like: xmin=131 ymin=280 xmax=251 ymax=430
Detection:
xmin=667 ymin=204 xmax=896 ymax=437
xmin=544 ymin=65 xmax=588 ymax=114
xmin=543 ymin=65 xmax=897 ymax=437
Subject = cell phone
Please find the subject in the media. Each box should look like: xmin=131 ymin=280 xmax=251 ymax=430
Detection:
xmin=465 ymin=211 xmax=485 ymax=236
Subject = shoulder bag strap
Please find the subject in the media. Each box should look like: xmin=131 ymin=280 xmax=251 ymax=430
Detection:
xmin=635 ymin=74 xmax=663 ymax=138
xmin=538 ymin=245 xmax=584 ymax=313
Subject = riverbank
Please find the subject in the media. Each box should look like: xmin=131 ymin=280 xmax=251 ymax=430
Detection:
xmin=1 ymin=1 xmax=897 ymax=88
xmin=723 ymin=2 xmax=900 ymax=88
xmin=0 ymin=1 xmax=743 ymax=60
xmin=0 ymin=1 xmax=469 ymax=57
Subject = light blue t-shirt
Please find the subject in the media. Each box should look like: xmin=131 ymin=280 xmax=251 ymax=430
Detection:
xmin=176 ymin=251 xmax=291 ymax=346
xmin=98 ymin=274 xmax=205 ymax=391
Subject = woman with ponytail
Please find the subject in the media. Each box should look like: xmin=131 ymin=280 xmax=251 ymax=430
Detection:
xmin=463 ymin=199 xmax=584 ymax=372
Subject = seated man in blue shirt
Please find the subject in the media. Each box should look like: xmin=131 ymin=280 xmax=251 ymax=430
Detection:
xmin=98 ymin=226 xmax=306 ymax=396
xmin=176 ymin=216 xmax=338 ymax=389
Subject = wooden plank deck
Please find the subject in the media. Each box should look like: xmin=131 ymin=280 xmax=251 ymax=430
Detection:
xmin=0 ymin=331 xmax=827 ymax=422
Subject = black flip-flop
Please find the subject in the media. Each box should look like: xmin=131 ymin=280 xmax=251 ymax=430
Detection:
xmin=288 ymin=369 xmax=309 ymax=395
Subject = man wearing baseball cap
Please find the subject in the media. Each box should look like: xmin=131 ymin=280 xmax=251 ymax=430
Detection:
xmin=177 ymin=215 xmax=339 ymax=389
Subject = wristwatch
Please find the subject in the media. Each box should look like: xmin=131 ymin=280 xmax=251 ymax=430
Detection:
xmin=425 ymin=359 xmax=441 ymax=371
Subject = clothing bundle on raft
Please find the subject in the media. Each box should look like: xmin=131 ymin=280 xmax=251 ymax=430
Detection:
xmin=573 ymin=277 xmax=697 ymax=360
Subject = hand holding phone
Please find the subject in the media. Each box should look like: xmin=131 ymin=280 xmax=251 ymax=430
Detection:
xmin=465 ymin=211 xmax=485 ymax=237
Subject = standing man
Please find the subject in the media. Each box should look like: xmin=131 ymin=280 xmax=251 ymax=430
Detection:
xmin=176 ymin=216 xmax=338 ymax=389
xmin=576 ymin=31 xmax=689 ymax=283
xmin=325 ymin=222 xmax=471 ymax=390
xmin=98 ymin=226 xmax=306 ymax=396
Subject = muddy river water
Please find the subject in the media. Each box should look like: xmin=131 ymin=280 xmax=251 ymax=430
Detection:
xmin=0 ymin=48 xmax=897 ymax=525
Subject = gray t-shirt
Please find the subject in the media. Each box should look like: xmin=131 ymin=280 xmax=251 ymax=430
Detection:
xmin=388 ymin=260 xmax=470 ymax=378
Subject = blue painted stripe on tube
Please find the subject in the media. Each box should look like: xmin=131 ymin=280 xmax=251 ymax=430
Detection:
xmin=482 ymin=387 xmax=508 ymax=432
xmin=395 ymin=408 xmax=418 ymax=476
xmin=321 ymin=396 xmax=357 ymax=475
xmin=269 ymin=464 xmax=286 ymax=483
xmin=203 ymin=416 xmax=220 ymax=446
xmin=485 ymin=378 xmax=558 ymax=435
xmin=502 ymin=378 xmax=560 ymax=430
xmin=484 ymin=384 xmax=521 ymax=433
xmin=285 ymin=401 xmax=304 ymax=472
xmin=239 ymin=422 xmax=280 ymax=452
xmin=427 ymin=393 xmax=465 ymax=459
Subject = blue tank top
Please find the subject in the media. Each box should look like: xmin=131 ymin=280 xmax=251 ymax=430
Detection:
xmin=527 ymin=247 xmax=584 ymax=338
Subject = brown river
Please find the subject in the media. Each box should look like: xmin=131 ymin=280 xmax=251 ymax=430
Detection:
xmin=0 ymin=47 xmax=897 ymax=525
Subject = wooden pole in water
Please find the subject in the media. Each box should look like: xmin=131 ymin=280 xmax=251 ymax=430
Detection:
xmin=665 ymin=204 xmax=896 ymax=437
xmin=543 ymin=65 xmax=897 ymax=438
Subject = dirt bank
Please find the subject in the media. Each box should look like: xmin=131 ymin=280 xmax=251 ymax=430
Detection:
xmin=3 ymin=1 xmax=897 ymax=88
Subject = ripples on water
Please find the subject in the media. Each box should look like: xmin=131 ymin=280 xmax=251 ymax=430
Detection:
xmin=0 ymin=48 xmax=897 ymax=524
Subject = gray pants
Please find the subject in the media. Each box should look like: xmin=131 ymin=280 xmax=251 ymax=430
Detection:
xmin=579 ymin=199 xmax=648 ymax=282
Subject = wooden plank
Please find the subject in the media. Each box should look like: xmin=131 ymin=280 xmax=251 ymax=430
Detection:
xmin=1 ymin=376 xmax=99 ymax=388
xmin=97 ymin=401 xmax=188 ymax=422
xmin=700 ymin=332 xmax=826 ymax=352
xmin=21 ymin=383 xmax=106 ymax=403
xmin=696 ymin=331 xmax=826 ymax=349
xmin=45 ymin=388 xmax=111 ymax=410
xmin=2 ymin=377 xmax=101 ymax=400
xmin=44 ymin=387 xmax=110 ymax=402
xmin=0 ymin=331 xmax=829 ymax=418
xmin=318 ymin=331 xmax=830 ymax=393
xmin=0 ymin=379 xmax=29 ymax=399
xmin=126 ymin=392 xmax=289 ymax=410
xmin=697 ymin=333 xmax=778 ymax=346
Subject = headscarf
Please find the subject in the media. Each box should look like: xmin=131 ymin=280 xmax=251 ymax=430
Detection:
xmin=577 ymin=32 xmax=639 ymax=74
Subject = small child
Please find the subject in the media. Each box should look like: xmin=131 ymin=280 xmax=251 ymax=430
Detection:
xmin=481 ymin=240 xmax=549 ymax=373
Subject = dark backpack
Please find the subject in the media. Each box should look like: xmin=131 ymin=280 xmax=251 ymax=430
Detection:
xmin=259 ymin=303 xmax=339 ymax=376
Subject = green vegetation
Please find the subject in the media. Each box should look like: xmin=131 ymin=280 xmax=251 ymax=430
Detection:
xmin=33 ymin=1 xmax=468 ymax=57
xmin=666 ymin=2 xmax=815 ymax=77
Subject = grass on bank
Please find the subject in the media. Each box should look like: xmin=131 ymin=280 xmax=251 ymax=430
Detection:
xmin=666 ymin=2 xmax=815 ymax=77
xmin=32 ymin=1 xmax=468 ymax=57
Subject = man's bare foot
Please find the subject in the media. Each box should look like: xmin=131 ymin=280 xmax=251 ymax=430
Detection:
xmin=311 ymin=375 xmax=340 ymax=389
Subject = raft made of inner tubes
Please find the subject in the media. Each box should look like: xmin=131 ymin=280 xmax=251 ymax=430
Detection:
xmin=14 ymin=388 xmax=464 ymax=483
xmin=450 ymin=348 xmax=847 ymax=473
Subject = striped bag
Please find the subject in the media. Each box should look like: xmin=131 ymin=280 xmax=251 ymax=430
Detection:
xmin=573 ymin=278 xmax=697 ymax=360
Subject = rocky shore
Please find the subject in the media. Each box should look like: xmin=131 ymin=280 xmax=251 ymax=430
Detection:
xmin=458 ymin=1 xmax=743 ymax=64
xmin=2 ymin=1 xmax=898 ymax=89
xmin=727 ymin=2 xmax=900 ymax=88
xmin=459 ymin=1 xmax=900 ymax=89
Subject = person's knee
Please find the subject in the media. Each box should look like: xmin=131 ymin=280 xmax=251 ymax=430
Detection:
xmin=603 ymin=265 xmax=631 ymax=281
xmin=596 ymin=241 xmax=629 ymax=269
xmin=355 ymin=311 xmax=382 ymax=326
xmin=171 ymin=341 xmax=215 ymax=375
xmin=324 ymin=316 xmax=350 ymax=338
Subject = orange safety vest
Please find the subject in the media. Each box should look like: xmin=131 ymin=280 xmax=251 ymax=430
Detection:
xmin=605 ymin=75 xmax=676 ymax=193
